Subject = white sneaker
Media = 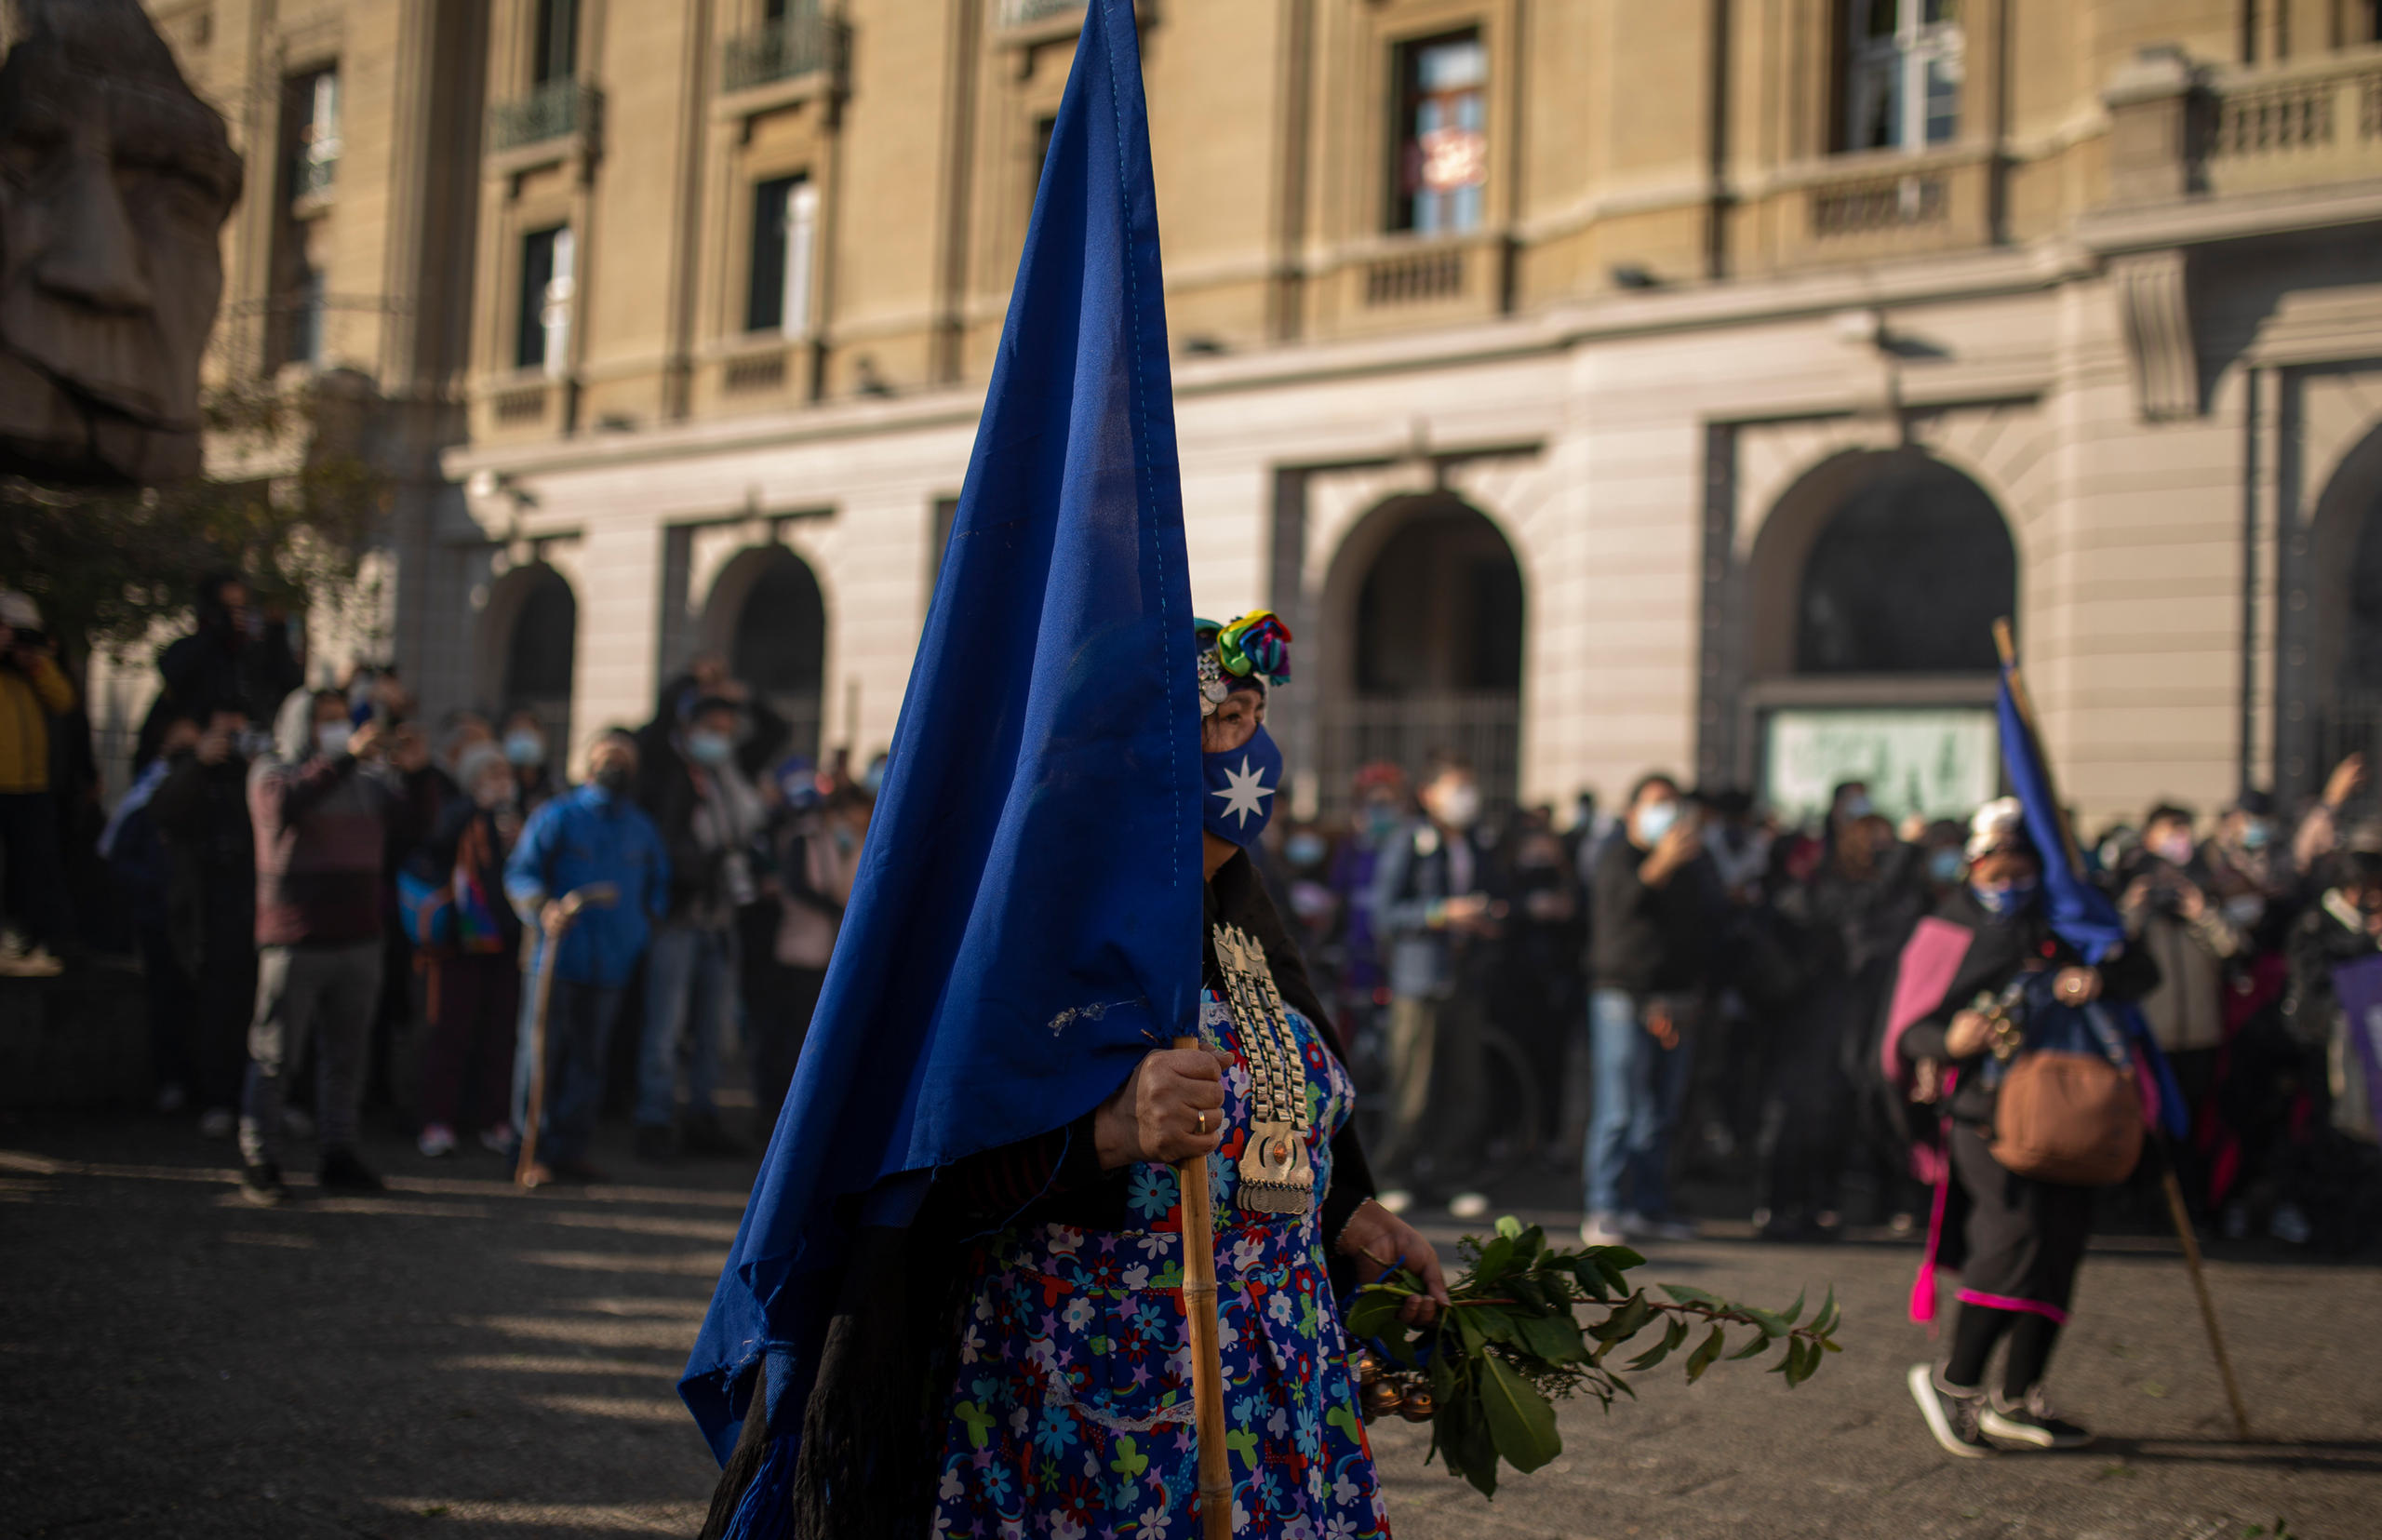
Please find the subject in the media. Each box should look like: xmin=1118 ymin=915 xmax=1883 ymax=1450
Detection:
xmin=417 ymin=1123 xmax=458 ymax=1158
xmin=1621 ymin=1211 xmax=1697 ymax=1242
xmin=1581 ymin=1211 xmax=1628 ymax=1248
xmin=198 ymin=1107 xmax=235 ymax=1140
xmin=0 ymin=935 xmax=61 ymax=977
xmin=1375 ymin=1188 xmax=1414 ymax=1216
xmin=1447 ymin=1191 xmax=1492 ymax=1222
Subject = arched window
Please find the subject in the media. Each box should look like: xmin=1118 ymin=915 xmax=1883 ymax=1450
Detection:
xmin=503 ymin=568 xmax=576 ymax=705
xmin=731 ymin=552 xmax=826 ymax=757
xmin=1796 ymin=457 xmax=2014 ymax=675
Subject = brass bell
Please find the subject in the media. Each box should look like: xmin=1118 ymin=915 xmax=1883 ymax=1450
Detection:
xmin=1355 ymin=1349 xmax=1385 ymax=1387
xmin=1363 ymin=1378 xmax=1404 ymax=1419
xmin=1398 ymin=1386 xmax=1436 ymax=1423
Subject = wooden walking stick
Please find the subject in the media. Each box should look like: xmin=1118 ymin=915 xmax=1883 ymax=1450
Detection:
xmin=515 ymin=883 xmax=619 ymax=1187
xmin=1993 ymin=620 xmax=2255 ymax=1440
xmin=1172 ymin=1032 xmax=1234 ymax=1540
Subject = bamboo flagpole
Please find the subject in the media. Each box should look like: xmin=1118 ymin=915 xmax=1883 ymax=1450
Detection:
xmin=1991 ymin=620 xmax=2253 ymax=1440
xmin=1172 ymin=1033 xmax=1234 ymax=1539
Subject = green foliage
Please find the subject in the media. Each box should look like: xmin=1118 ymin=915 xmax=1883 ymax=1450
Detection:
xmin=0 ymin=377 xmax=387 ymax=663
xmin=1355 ymin=1217 xmax=1846 ymax=1500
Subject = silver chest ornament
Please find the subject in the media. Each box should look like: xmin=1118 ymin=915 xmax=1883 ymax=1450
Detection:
xmin=1211 ymin=922 xmax=1314 ymax=1215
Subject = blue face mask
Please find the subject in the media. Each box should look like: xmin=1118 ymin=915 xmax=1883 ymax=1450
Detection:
xmin=1971 ymin=878 xmax=2040 ymax=918
xmin=1364 ymin=804 xmax=1402 ymax=842
xmin=1285 ymin=832 xmax=1328 ymax=868
xmin=503 ymin=730 xmax=545 ymax=768
xmin=1929 ymin=848 xmax=1965 ymax=886
xmin=686 ymin=730 xmax=734 ymax=768
xmin=1635 ymin=800 xmax=1679 ymax=847
xmin=2239 ymin=820 xmax=2273 ymax=851
xmin=1203 ymin=724 xmax=1282 ymax=849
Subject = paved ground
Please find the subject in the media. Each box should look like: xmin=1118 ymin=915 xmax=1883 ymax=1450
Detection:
xmin=3 ymin=1113 xmax=2377 ymax=1540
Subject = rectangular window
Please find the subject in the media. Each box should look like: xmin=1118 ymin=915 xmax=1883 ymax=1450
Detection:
xmin=745 ymin=175 xmax=818 ymax=338
xmin=515 ymin=225 xmax=573 ymax=373
xmin=1843 ymin=0 xmax=1961 ymax=153
xmin=289 ymin=266 xmax=326 ymax=366
xmin=531 ymin=0 xmax=579 ymax=85
xmin=1389 ymin=30 xmax=1487 ymax=235
xmin=293 ymin=69 xmax=340 ymax=197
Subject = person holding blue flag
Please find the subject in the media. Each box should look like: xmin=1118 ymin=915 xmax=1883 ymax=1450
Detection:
xmin=1883 ymin=632 xmax=2195 ymax=1459
xmin=682 ymin=3 xmax=1443 ymax=1535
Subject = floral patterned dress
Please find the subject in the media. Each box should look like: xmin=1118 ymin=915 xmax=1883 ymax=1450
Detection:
xmin=929 ymin=991 xmax=1388 ymax=1540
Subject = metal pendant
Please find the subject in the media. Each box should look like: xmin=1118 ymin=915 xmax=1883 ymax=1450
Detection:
xmin=1238 ymin=1118 xmax=1313 ymax=1214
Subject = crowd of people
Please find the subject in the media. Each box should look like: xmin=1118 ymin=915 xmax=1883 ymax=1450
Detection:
xmin=2 ymin=572 xmax=2376 ymax=1247
xmin=1 ymin=575 xmax=877 ymax=1206
xmin=1265 ymin=751 xmax=2382 ymax=1255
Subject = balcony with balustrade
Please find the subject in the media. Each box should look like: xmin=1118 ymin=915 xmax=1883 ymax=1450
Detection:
xmin=2199 ymin=46 xmax=2382 ymax=197
xmin=487 ymin=79 xmax=604 ymax=169
xmin=719 ymin=6 xmax=844 ymax=104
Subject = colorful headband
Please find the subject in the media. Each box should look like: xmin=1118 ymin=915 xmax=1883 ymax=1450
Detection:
xmin=1194 ymin=610 xmax=1293 ymax=717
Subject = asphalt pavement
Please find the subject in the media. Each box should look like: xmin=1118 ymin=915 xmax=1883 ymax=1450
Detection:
xmin=2 ymin=1115 xmax=2375 ymax=1540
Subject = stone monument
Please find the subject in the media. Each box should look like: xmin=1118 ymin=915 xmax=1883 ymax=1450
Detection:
xmin=0 ymin=0 xmax=243 ymax=484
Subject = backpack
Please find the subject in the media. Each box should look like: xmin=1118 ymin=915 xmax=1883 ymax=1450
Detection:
xmin=1987 ymin=984 xmax=2145 ymax=1186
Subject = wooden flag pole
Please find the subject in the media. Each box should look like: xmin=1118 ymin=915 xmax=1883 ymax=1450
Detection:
xmin=1991 ymin=620 xmax=2253 ymax=1441
xmin=1172 ymin=1033 xmax=1234 ymax=1539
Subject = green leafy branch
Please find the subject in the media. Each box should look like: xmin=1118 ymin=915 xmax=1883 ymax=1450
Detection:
xmin=1347 ymin=1215 xmax=1845 ymax=1499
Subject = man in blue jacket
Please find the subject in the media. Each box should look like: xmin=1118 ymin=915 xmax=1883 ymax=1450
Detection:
xmin=503 ymin=730 xmax=670 ymax=1185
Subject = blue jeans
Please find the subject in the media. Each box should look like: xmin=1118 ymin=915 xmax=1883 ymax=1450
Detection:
xmin=1583 ymin=987 xmax=1694 ymax=1218
xmin=637 ymin=923 xmax=734 ymax=1128
xmin=512 ymin=979 xmax=623 ymax=1165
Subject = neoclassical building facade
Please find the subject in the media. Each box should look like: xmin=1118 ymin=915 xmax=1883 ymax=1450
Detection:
xmin=137 ymin=0 xmax=2382 ymax=828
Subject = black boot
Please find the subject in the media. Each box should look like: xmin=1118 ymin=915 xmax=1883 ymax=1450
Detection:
xmin=318 ymin=1147 xmax=385 ymax=1192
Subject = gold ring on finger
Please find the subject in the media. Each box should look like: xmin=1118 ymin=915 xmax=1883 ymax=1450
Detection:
xmin=1195 ymin=1110 xmax=1207 ymax=1135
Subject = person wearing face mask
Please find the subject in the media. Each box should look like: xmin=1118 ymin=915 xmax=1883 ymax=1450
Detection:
xmin=2202 ymin=790 xmax=2290 ymax=945
xmin=234 ymin=689 xmax=402 ymax=1206
xmin=744 ymin=779 xmax=875 ymax=1138
xmin=1369 ymin=756 xmax=1505 ymax=1219
xmin=1323 ymin=762 xmax=1410 ymax=1047
xmin=499 ymin=707 xmax=564 ymax=811
xmin=2116 ymin=804 xmax=2241 ymax=1215
xmin=409 ymin=744 xmax=531 ymax=1158
xmin=1582 ymin=772 xmax=1713 ymax=1247
xmin=502 ymin=730 xmax=672 ymax=1185
xmin=635 ymin=692 xmax=773 ymax=1161
xmin=1887 ymin=798 xmax=2161 ymax=1456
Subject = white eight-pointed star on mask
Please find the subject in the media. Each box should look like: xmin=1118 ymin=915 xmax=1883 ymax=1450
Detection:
xmin=1211 ymin=756 xmax=1275 ymax=828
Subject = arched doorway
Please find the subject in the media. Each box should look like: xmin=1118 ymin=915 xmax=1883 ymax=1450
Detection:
xmin=1745 ymin=450 xmax=2015 ymax=822
xmin=715 ymin=547 xmax=826 ymax=761
xmin=496 ymin=563 xmax=576 ymax=757
xmin=2297 ymin=423 xmax=2382 ymax=801
xmin=1318 ymin=494 xmax=1524 ymax=816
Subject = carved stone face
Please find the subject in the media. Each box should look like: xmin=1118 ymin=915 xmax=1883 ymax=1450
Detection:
xmin=0 ymin=1 xmax=242 ymax=484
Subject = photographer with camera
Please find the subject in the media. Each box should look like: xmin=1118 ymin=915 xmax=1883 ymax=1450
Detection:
xmin=0 ymin=590 xmax=75 ymax=978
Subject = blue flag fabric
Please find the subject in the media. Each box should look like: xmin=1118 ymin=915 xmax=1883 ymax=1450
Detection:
xmin=1996 ymin=666 xmax=2188 ymax=1137
xmin=679 ymin=0 xmax=1200 ymax=1464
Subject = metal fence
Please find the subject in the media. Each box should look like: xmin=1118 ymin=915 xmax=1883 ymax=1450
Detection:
xmin=721 ymin=8 xmax=839 ymax=93
xmin=1315 ymin=691 xmax=1520 ymax=820
xmin=488 ymin=80 xmax=600 ymax=154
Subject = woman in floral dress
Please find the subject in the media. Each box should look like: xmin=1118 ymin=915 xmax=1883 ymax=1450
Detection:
xmin=928 ymin=616 xmax=1448 ymax=1538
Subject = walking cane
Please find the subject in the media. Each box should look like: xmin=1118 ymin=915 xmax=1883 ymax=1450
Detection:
xmin=1172 ymin=1033 xmax=1234 ymax=1540
xmin=515 ymin=883 xmax=619 ymax=1188
xmin=1994 ymin=621 xmax=2254 ymax=1440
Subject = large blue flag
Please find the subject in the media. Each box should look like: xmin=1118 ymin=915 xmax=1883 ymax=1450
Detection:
xmin=1996 ymin=658 xmax=2187 ymax=1136
xmin=680 ymin=0 xmax=1200 ymax=1465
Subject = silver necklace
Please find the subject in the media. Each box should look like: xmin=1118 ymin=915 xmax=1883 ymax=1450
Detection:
xmin=1212 ymin=922 xmax=1313 ymax=1215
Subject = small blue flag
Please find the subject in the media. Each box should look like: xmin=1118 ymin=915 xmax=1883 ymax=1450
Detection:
xmin=1996 ymin=657 xmax=2188 ymax=1136
xmin=679 ymin=0 xmax=1201 ymax=1464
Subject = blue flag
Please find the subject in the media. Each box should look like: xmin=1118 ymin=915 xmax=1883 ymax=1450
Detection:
xmin=679 ymin=0 xmax=1200 ymax=1464
xmin=1996 ymin=660 xmax=2188 ymax=1136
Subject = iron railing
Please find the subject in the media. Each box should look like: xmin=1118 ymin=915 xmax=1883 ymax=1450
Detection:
xmin=997 ymin=0 xmax=1082 ymax=27
xmin=721 ymin=9 xmax=840 ymax=93
xmin=488 ymin=80 xmax=602 ymax=154
xmin=1316 ymin=691 xmax=1522 ymax=819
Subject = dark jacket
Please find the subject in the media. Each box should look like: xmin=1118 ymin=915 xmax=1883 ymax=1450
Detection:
xmin=638 ymin=697 xmax=788 ymax=926
xmin=1895 ymin=889 xmax=2161 ymax=1126
xmin=150 ymin=747 xmax=256 ymax=974
xmin=2282 ymin=892 xmax=2381 ymax=1051
xmin=420 ymin=798 xmax=526 ymax=953
xmin=1588 ymin=832 xmax=1711 ymax=994
xmin=248 ymin=694 xmax=398 ymax=949
xmin=1369 ymin=820 xmax=1499 ymax=997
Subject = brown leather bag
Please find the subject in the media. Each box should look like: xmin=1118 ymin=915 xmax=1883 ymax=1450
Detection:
xmin=1991 ymin=1050 xmax=2145 ymax=1185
